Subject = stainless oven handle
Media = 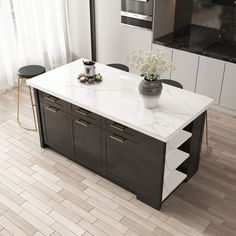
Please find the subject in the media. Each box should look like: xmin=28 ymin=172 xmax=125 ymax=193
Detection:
xmin=121 ymin=11 xmax=152 ymax=22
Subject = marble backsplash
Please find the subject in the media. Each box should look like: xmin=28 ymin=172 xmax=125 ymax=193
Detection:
xmin=154 ymin=0 xmax=236 ymax=63
xmin=191 ymin=3 xmax=236 ymax=43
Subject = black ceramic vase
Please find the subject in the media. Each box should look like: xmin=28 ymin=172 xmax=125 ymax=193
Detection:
xmin=138 ymin=78 xmax=163 ymax=108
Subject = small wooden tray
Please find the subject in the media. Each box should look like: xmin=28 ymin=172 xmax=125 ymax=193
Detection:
xmin=77 ymin=73 xmax=103 ymax=85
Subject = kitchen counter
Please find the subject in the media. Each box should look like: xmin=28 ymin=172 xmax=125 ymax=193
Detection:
xmin=27 ymin=59 xmax=213 ymax=142
xmin=27 ymin=59 xmax=212 ymax=210
xmin=154 ymin=24 xmax=236 ymax=63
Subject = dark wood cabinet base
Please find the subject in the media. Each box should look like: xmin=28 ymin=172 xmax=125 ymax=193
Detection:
xmin=34 ymin=89 xmax=206 ymax=210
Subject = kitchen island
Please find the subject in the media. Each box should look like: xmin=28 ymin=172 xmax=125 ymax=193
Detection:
xmin=27 ymin=59 xmax=213 ymax=210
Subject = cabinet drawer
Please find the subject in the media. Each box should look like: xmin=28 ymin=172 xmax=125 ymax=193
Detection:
xmin=40 ymin=91 xmax=67 ymax=111
xmin=104 ymin=119 xmax=138 ymax=141
xmin=70 ymin=104 xmax=100 ymax=126
xmin=104 ymin=118 xmax=160 ymax=143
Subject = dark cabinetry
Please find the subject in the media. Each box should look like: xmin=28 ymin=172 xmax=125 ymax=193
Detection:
xmin=71 ymin=116 xmax=102 ymax=173
xmin=39 ymin=93 xmax=103 ymax=173
xmin=70 ymin=104 xmax=102 ymax=172
xmin=71 ymin=104 xmax=100 ymax=126
xmin=104 ymin=127 xmax=166 ymax=208
xmin=105 ymin=130 xmax=139 ymax=190
xmin=34 ymin=89 xmax=205 ymax=210
xmin=40 ymin=91 xmax=68 ymax=111
xmin=40 ymin=102 xmax=71 ymax=157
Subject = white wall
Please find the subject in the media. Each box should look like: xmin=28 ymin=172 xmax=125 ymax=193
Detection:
xmin=68 ymin=0 xmax=91 ymax=60
xmin=95 ymin=0 xmax=153 ymax=68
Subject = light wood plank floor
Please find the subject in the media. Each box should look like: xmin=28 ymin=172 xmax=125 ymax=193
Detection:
xmin=0 ymin=85 xmax=236 ymax=236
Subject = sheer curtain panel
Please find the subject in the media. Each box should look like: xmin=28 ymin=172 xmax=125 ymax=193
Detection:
xmin=0 ymin=0 xmax=72 ymax=94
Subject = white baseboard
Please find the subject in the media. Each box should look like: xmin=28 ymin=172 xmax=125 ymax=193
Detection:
xmin=210 ymin=104 xmax=236 ymax=116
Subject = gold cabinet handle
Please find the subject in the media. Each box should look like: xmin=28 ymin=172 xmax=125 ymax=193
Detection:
xmin=74 ymin=109 xmax=90 ymax=116
xmin=109 ymin=124 xmax=125 ymax=132
xmin=44 ymin=96 xmax=57 ymax=103
xmin=110 ymin=135 xmax=125 ymax=143
xmin=75 ymin=120 xmax=89 ymax=127
xmin=46 ymin=107 xmax=58 ymax=113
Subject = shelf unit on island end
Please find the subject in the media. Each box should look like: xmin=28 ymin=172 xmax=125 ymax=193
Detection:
xmin=27 ymin=59 xmax=213 ymax=210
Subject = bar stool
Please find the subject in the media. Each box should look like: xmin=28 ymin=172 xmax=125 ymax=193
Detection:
xmin=107 ymin=63 xmax=129 ymax=72
xmin=159 ymin=79 xmax=183 ymax=89
xmin=160 ymin=79 xmax=209 ymax=155
xmin=17 ymin=65 xmax=46 ymax=131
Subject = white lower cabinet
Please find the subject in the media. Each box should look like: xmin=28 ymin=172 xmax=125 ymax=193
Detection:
xmin=220 ymin=62 xmax=236 ymax=110
xmin=152 ymin=43 xmax=236 ymax=112
xmin=152 ymin=44 xmax=173 ymax=80
xmin=171 ymin=49 xmax=199 ymax=91
xmin=195 ymin=56 xmax=225 ymax=104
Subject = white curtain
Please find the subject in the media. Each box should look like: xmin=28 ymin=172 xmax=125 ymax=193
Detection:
xmin=0 ymin=0 xmax=72 ymax=94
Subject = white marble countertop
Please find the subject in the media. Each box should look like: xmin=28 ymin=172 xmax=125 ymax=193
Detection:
xmin=27 ymin=59 xmax=213 ymax=142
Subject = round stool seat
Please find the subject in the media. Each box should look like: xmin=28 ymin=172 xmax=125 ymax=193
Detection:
xmin=107 ymin=63 xmax=129 ymax=72
xmin=18 ymin=65 xmax=46 ymax=79
xmin=158 ymin=79 xmax=183 ymax=89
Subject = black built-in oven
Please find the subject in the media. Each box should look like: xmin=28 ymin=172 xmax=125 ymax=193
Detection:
xmin=121 ymin=0 xmax=154 ymax=29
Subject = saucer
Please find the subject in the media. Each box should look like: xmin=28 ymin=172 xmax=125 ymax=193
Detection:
xmin=77 ymin=73 xmax=103 ymax=85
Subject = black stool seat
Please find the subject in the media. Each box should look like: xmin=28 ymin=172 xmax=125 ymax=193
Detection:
xmin=107 ymin=63 xmax=129 ymax=72
xmin=18 ymin=65 xmax=46 ymax=78
xmin=159 ymin=79 xmax=183 ymax=89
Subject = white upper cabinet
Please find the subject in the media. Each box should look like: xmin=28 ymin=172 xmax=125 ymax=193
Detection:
xmin=152 ymin=44 xmax=173 ymax=80
xmin=196 ymin=56 xmax=225 ymax=104
xmin=220 ymin=62 xmax=236 ymax=110
xmin=171 ymin=49 xmax=199 ymax=91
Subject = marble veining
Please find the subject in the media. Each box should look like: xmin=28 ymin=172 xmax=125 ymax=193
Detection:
xmin=155 ymin=1 xmax=236 ymax=63
xmin=27 ymin=59 xmax=213 ymax=142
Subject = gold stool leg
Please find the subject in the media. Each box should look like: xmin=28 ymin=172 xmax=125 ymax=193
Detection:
xmin=205 ymin=112 xmax=209 ymax=156
xmin=29 ymin=86 xmax=37 ymax=131
xmin=17 ymin=77 xmax=20 ymax=123
xmin=17 ymin=77 xmax=37 ymax=132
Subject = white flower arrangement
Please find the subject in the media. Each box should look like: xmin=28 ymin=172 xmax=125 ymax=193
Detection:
xmin=128 ymin=48 xmax=175 ymax=81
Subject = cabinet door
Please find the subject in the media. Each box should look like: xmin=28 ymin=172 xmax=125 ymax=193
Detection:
xmin=40 ymin=102 xmax=71 ymax=156
xmin=196 ymin=56 xmax=225 ymax=104
xmin=171 ymin=49 xmax=199 ymax=91
xmin=105 ymin=131 xmax=141 ymax=190
xmin=220 ymin=62 xmax=236 ymax=111
xmin=71 ymin=117 xmax=101 ymax=173
xmin=105 ymin=129 xmax=166 ymax=207
xmin=152 ymin=44 xmax=173 ymax=79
